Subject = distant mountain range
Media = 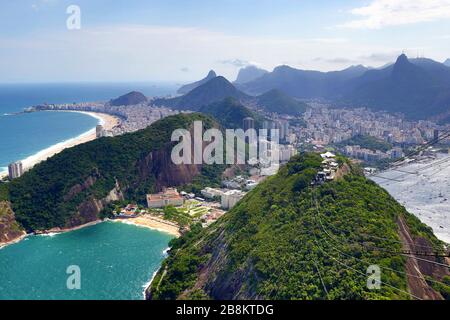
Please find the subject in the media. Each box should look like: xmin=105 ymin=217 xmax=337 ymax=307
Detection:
xmin=444 ymin=59 xmax=450 ymax=67
xmin=177 ymin=70 xmax=217 ymax=95
xmin=157 ymin=75 xmax=307 ymax=118
xmin=110 ymin=91 xmax=148 ymax=106
xmin=234 ymin=65 xmax=269 ymax=84
xmin=236 ymin=64 xmax=370 ymax=98
xmin=154 ymin=76 xmax=250 ymax=111
xmin=236 ymin=55 xmax=450 ymax=121
xmin=168 ymin=55 xmax=450 ymax=121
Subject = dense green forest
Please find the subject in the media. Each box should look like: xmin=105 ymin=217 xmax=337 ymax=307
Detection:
xmin=199 ymin=97 xmax=265 ymax=129
xmin=150 ymin=153 xmax=448 ymax=300
xmin=336 ymin=135 xmax=393 ymax=152
xmin=256 ymin=89 xmax=308 ymax=116
xmin=4 ymin=114 xmax=222 ymax=232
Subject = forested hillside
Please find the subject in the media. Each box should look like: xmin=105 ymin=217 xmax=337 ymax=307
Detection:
xmin=4 ymin=114 xmax=223 ymax=232
xmin=149 ymin=153 xmax=449 ymax=300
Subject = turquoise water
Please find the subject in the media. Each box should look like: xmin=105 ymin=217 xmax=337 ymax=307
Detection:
xmin=0 ymin=83 xmax=177 ymax=172
xmin=0 ymin=111 xmax=99 ymax=171
xmin=0 ymin=222 xmax=173 ymax=300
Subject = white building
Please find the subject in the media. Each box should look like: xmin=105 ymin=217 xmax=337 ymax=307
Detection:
xmin=280 ymin=145 xmax=297 ymax=162
xmin=201 ymin=187 xmax=225 ymax=199
xmin=147 ymin=188 xmax=184 ymax=208
xmin=8 ymin=162 xmax=23 ymax=179
xmin=221 ymin=190 xmax=246 ymax=210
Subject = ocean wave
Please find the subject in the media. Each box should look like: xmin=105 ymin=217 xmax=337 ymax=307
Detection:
xmin=163 ymin=247 xmax=170 ymax=257
xmin=141 ymin=267 xmax=161 ymax=300
xmin=37 ymin=232 xmax=59 ymax=238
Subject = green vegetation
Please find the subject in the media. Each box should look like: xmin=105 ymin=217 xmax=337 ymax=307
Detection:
xmin=0 ymin=201 xmax=24 ymax=241
xmin=337 ymin=135 xmax=393 ymax=152
xmin=8 ymin=114 xmax=221 ymax=232
xmin=150 ymin=153 xmax=448 ymax=300
xmin=0 ymin=183 xmax=9 ymax=202
xmin=162 ymin=201 xmax=210 ymax=227
xmin=199 ymin=97 xmax=265 ymax=129
xmin=256 ymin=89 xmax=308 ymax=116
xmin=181 ymin=164 xmax=226 ymax=196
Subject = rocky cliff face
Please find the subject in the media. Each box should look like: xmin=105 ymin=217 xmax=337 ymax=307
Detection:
xmin=0 ymin=201 xmax=25 ymax=245
xmin=57 ymin=137 xmax=207 ymax=229
xmin=65 ymin=179 xmax=124 ymax=229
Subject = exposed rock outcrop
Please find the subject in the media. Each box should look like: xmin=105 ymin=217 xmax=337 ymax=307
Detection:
xmin=397 ymin=215 xmax=449 ymax=300
xmin=0 ymin=201 xmax=26 ymax=245
xmin=66 ymin=179 xmax=124 ymax=228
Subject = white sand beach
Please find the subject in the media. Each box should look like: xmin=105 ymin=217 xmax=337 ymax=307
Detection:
xmin=113 ymin=215 xmax=181 ymax=237
xmin=0 ymin=111 xmax=120 ymax=179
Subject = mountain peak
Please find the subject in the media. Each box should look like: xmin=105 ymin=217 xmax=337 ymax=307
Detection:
xmin=155 ymin=76 xmax=249 ymax=111
xmin=177 ymin=70 xmax=218 ymax=95
xmin=392 ymin=54 xmax=415 ymax=76
xmin=234 ymin=65 xmax=268 ymax=84
xmin=444 ymin=59 xmax=450 ymax=67
xmin=395 ymin=53 xmax=409 ymax=65
xmin=110 ymin=91 xmax=147 ymax=106
xmin=207 ymin=70 xmax=217 ymax=77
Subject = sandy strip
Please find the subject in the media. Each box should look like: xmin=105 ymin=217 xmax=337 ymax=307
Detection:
xmin=0 ymin=111 xmax=120 ymax=179
xmin=114 ymin=216 xmax=181 ymax=237
xmin=0 ymin=232 xmax=28 ymax=250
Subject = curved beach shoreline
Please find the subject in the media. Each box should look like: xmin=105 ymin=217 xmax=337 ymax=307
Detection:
xmin=0 ymin=111 xmax=120 ymax=179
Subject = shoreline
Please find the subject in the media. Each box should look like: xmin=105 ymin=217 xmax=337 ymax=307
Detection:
xmin=0 ymin=220 xmax=104 ymax=249
xmin=112 ymin=216 xmax=181 ymax=237
xmin=0 ymin=111 xmax=120 ymax=179
xmin=0 ymin=216 xmax=178 ymax=250
xmin=35 ymin=219 xmax=104 ymax=236
xmin=0 ymin=232 xmax=28 ymax=250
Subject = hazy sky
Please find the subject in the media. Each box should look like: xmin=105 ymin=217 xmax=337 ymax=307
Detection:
xmin=1 ymin=0 xmax=450 ymax=83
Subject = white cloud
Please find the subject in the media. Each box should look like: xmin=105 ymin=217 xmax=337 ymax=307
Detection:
xmin=0 ymin=24 xmax=411 ymax=82
xmin=31 ymin=0 xmax=58 ymax=11
xmin=341 ymin=0 xmax=450 ymax=29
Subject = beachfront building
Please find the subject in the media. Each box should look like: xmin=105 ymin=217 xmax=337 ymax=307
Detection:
xmin=118 ymin=204 xmax=140 ymax=217
xmin=147 ymin=188 xmax=184 ymax=208
xmin=96 ymin=125 xmax=104 ymax=138
xmin=96 ymin=124 xmax=114 ymax=138
xmin=8 ymin=161 xmax=23 ymax=179
xmin=221 ymin=190 xmax=246 ymax=210
xmin=201 ymin=187 xmax=225 ymax=200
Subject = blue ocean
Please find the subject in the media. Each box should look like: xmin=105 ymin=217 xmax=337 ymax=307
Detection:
xmin=0 ymin=82 xmax=177 ymax=173
xmin=0 ymin=222 xmax=173 ymax=300
xmin=0 ymin=83 xmax=178 ymax=300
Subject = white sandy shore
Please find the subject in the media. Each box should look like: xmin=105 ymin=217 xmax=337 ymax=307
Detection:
xmin=0 ymin=111 xmax=120 ymax=179
xmin=112 ymin=216 xmax=181 ymax=237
